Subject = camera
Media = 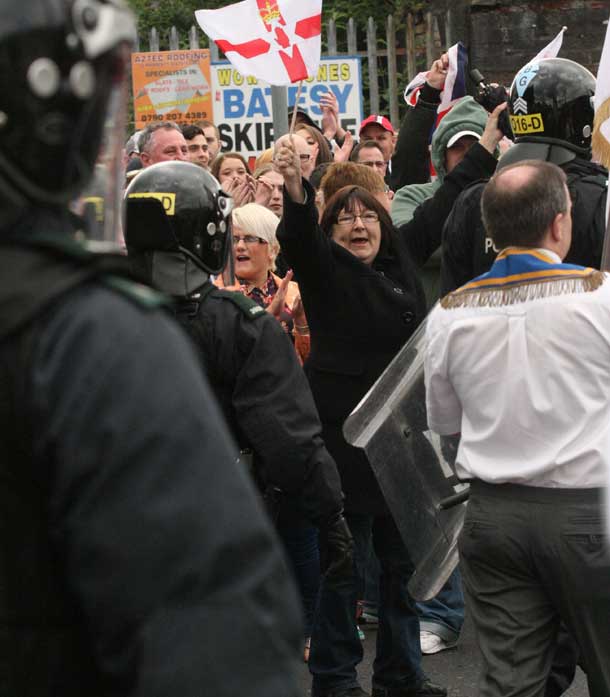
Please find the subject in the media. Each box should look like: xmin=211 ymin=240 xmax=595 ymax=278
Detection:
xmin=470 ymin=68 xmax=514 ymax=140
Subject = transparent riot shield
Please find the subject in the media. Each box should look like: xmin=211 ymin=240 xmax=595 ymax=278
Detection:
xmin=343 ymin=317 xmax=467 ymax=601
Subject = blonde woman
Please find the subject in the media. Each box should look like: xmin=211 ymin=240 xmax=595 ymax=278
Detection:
xmin=216 ymin=203 xmax=310 ymax=363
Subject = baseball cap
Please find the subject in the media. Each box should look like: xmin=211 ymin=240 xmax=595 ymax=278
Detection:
xmin=446 ymin=130 xmax=481 ymax=149
xmin=359 ymin=115 xmax=395 ymax=135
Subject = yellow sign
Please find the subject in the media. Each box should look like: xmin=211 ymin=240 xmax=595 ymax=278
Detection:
xmin=510 ymin=113 xmax=545 ymax=135
xmin=128 ymin=192 xmax=176 ymax=216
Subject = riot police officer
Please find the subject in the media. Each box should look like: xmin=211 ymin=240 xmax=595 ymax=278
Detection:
xmin=442 ymin=57 xmax=607 ymax=295
xmin=0 ymin=2 xmax=303 ymax=695
xmin=124 ymin=161 xmax=353 ymax=582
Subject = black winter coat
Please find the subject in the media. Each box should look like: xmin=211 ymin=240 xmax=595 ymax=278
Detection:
xmin=278 ymin=181 xmax=426 ymax=513
xmin=277 ymin=143 xmax=499 ymax=513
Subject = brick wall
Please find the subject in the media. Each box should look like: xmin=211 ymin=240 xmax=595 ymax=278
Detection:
xmin=436 ymin=0 xmax=608 ymax=85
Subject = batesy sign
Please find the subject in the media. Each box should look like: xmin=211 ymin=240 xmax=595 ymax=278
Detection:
xmin=131 ymin=50 xmax=213 ymax=129
xmin=211 ymin=56 xmax=363 ymax=166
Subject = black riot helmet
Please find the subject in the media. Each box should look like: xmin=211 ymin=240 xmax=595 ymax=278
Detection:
xmin=0 ymin=0 xmax=136 ymax=229
xmin=502 ymin=58 xmax=596 ymax=167
xmin=124 ymin=161 xmax=233 ymax=277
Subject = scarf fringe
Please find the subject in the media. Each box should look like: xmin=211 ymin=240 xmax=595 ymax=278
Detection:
xmin=441 ymin=271 xmax=606 ymax=310
xmin=592 ymin=98 xmax=610 ymax=169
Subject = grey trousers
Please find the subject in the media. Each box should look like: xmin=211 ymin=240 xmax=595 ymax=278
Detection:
xmin=459 ymin=481 xmax=610 ymax=697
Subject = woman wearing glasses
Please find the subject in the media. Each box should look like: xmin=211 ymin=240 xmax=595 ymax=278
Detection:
xmin=274 ymin=107 xmax=504 ymax=697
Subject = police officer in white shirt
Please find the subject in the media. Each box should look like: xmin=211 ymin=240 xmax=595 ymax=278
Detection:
xmin=425 ymin=159 xmax=610 ymax=697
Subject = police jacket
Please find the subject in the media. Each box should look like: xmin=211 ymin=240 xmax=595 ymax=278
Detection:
xmin=441 ymin=157 xmax=608 ymax=294
xmin=174 ymin=281 xmax=344 ymax=528
xmin=0 ymin=211 xmax=302 ymax=697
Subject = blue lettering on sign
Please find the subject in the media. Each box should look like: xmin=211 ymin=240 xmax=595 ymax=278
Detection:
xmin=309 ymin=84 xmax=353 ymax=116
xmin=288 ymin=84 xmax=308 ymax=107
xmin=224 ymin=89 xmax=245 ymax=118
xmin=515 ymin=63 xmax=539 ymax=97
xmin=247 ymin=88 xmax=271 ymax=118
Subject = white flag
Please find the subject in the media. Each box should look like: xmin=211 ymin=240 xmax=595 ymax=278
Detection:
xmin=529 ymin=26 xmax=567 ymax=64
xmin=195 ymin=0 xmax=322 ymax=86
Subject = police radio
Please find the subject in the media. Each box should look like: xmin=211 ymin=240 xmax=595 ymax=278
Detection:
xmin=470 ymin=68 xmax=514 ymax=141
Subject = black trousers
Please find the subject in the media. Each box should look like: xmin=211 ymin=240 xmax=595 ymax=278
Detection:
xmin=459 ymin=481 xmax=610 ymax=697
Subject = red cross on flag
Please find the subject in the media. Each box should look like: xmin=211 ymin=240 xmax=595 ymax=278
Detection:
xmin=195 ymin=0 xmax=322 ymax=85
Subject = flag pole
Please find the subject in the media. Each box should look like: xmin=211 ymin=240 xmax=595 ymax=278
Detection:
xmin=271 ymin=86 xmax=289 ymax=139
xmin=289 ymin=80 xmax=305 ymax=133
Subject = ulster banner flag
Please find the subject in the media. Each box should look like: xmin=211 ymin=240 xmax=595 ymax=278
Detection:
xmin=196 ymin=0 xmax=322 ymax=85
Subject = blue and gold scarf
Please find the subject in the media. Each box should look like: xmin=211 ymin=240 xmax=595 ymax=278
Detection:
xmin=441 ymin=247 xmax=605 ymax=309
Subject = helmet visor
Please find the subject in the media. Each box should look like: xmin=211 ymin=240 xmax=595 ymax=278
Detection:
xmin=71 ymin=44 xmax=131 ymax=246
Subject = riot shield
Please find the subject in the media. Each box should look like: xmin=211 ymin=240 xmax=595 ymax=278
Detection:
xmin=343 ymin=317 xmax=467 ymax=601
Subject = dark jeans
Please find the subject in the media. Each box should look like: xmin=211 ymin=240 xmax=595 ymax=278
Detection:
xmin=460 ymin=481 xmax=610 ymax=697
xmin=309 ymin=513 xmax=425 ymax=696
xmin=277 ymin=515 xmax=320 ymax=637
xmin=355 ymin=536 xmax=464 ymax=644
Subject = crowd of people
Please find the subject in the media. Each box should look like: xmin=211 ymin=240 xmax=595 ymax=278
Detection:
xmin=2 ymin=1 xmax=610 ymax=696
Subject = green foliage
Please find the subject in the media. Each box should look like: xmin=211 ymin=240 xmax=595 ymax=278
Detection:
xmin=127 ymin=0 xmax=428 ymax=48
xmin=326 ymin=0 xmax=425 ymax=34
xmin=127 ymin=0 xmax=217 ymax=46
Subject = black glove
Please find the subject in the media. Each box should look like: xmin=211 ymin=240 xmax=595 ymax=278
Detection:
xmin=320 ymin=514 xmax=354 ymax=585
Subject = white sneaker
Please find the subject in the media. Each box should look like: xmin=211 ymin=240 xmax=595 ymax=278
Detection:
xmin=419 ymin=630 xmax=455 ymax=655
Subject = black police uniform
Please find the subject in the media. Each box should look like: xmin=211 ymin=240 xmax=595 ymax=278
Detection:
xmin=441 ymin=158 xmax=608 ymax=294
xmin=174 ymin=280 xmax=345 ymax=529
xmin=123 ymin=160 xmax=347 ymax=541
xmin=442 ymin=56 xmax=607 ymax=295
xmin=0 ymin=213 xmax=303 ymax=697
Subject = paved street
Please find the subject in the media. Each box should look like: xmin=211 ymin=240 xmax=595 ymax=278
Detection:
xmin=297 ymin=614 xmax=589 ymax=696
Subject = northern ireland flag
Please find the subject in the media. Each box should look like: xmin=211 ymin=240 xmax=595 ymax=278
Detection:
xmin=196 ymin=0 xmax=322 ymax=85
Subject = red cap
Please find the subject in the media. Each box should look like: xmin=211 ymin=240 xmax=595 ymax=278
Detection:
xmin=359 ymin=114 xmax=395 ymax=136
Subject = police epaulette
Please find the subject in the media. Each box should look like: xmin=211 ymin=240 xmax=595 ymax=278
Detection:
xmin=218 ymin=289 xmax=266 ymax=320
xmin=102 ymin=276 xmax=169 ymax=310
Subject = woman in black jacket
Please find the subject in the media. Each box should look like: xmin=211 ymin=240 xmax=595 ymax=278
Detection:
xmin=274 ymin=106 xmax=503 ymax=697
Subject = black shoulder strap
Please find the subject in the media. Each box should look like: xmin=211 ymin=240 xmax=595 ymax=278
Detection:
xmin=214 ymin=288 xmax=267 ymax=320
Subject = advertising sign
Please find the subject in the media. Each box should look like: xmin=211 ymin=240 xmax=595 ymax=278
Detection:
xmin=131 ymin=50 xmax=213 ymax=129
xmin=211 ymin=56 xmax=363 ymax=164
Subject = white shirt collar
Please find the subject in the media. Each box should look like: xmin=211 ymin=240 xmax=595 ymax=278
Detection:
xmin=534 ymin=248 xmax=562 ymax=264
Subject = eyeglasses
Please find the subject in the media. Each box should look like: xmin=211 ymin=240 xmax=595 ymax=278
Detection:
xmin=336 ymin=212 xmax=380 ymax=227
xmin=361 ymin=160 xmax=387 ymax=169
xmin=232 ymin=234 xmax=268 ymax=246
